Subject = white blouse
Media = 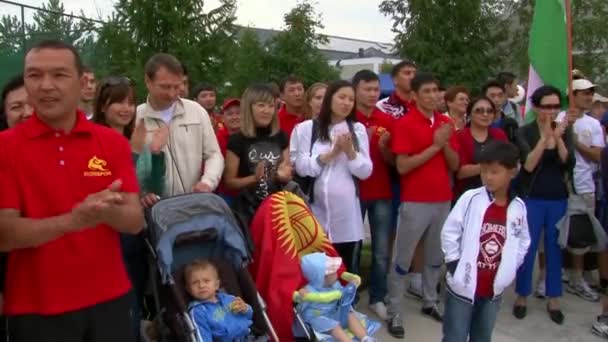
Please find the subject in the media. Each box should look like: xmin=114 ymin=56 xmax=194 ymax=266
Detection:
xmin=293 ymin=119 xmax=373 ymax=243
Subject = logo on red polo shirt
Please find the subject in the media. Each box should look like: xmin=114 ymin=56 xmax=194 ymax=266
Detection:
xmin=84 ymin=156 xmax=112 ymax=177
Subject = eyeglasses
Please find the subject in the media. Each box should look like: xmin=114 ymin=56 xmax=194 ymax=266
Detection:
xmin=537 ymin=104 xmax=562 ymax=110
xmin=472 ymin=107 xmax=496 ymax=115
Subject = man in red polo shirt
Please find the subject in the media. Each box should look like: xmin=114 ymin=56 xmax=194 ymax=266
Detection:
xmin=278 ymin=75 xmax=305 ymax=138
xmin=0 ymin=40 xmax=144 ymax=342
xmin=353 ymin=69 xmax=395 ymax=321
xmin=386 ymin=72 xmax=459 ymax=339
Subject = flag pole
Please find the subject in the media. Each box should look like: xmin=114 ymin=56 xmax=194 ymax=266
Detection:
xmin=566 ymin=0 xmax=574 ymax=106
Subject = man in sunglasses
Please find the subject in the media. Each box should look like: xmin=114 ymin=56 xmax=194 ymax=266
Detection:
xmin=137 ymin=53 xmax=223 ymax=207
xmin=0 ymin=40 xmax=144 ymax=342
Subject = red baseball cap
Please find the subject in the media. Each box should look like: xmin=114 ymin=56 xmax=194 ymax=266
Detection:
xmin=222 ymin=98 xmax=240 ymax=112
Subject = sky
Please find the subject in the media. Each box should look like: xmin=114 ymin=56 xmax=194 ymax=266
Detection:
xmin=2 ymin=0 xmax=396 ymax=42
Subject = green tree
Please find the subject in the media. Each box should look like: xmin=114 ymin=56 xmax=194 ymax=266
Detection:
xmin=265 ymin=1 xmax=340 ymax=85
xmin=0 ymin=0 xmax=97 ymax=85
xmin=379 ymin=0 xmax=509 ymax=91
xmin=26 ymin=0 xmax=95 ymax=47
xmin=97 ymin=0 xmax=238 ymax=96
xmin=224 ymin=28 xmax=272 ymax=97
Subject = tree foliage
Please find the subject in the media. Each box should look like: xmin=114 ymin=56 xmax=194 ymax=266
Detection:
xmin=224 ymin=28 xmax=272 ymax=97
xmin=97 ymin=0 xmax=238 ymax=97
xmin=0 ymin=0 xmax=96 ymax=86
xmin=265 ymin=1 xmax=339 ymax=86
xmin=379 ymin=0 xmax=509 ymax=91
xmin=0 ymin=0 xmax=341 ymax=97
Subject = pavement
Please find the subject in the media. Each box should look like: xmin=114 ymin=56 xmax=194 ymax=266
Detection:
xmin=358 ymin=223 xmax=604 ymax=341
xmin=357 ymin=279 xmax=604 ymax=342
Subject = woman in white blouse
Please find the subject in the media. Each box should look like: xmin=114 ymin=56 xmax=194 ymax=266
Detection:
xmin=293 ymin=80 xmax=373 ymax=273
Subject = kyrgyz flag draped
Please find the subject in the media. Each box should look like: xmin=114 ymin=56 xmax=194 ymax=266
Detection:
xmin=249 ymin=191 xmax=345 ymax=341
xmin=525 ymin=0 xmax=569 ymax=123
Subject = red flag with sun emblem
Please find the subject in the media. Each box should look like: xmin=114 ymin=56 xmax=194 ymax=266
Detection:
xmin=248 ymin=191 xmax=345 ymax=341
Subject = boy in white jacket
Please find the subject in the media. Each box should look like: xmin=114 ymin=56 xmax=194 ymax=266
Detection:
xmin=441 ymin=140 xmax=531 ymax=342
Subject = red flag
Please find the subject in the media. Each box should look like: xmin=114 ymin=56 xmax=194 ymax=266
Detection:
xmin=249 ymin=191 xmax=345 ymax=341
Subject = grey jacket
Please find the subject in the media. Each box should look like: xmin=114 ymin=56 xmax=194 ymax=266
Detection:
xmin=557 ymin=194 xmax=607 ymax=251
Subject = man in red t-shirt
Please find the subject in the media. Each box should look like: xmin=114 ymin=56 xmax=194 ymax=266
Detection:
xmin=353 ymin=70 xmax=395 ymax=321
xmin=0 ymin=40 xmax=144 ymax=342
xmin=386 ymin=72 xmax=460 ymax=338
xmin=278 ymin=75 xmax=305 ymax=138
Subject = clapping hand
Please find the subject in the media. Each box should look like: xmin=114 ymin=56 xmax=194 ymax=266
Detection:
xmin=433 ymin=123 xmax=453 ymax=148
xmin=131 ymin=119 xmax=147 ymax=154
xmin=149 ymin=123 xmax=170 ymax=154
xmin=553 ymin=119 xmax=568 ymax=140
xmin=70 ymin=179 xmax=124 ymax=229
xmin=254 ymin=161 xmax=266 ymax=181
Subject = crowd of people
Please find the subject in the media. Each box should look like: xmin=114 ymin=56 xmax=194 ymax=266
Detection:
xmin=1 ymin=38 xmax=608 ymax=342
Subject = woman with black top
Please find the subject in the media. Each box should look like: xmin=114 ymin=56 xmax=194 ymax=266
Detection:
xmin=453 ymin=97 xmax=507 ymax=198
xmin=224 ymin=83 xmax=293 ymax=220
xmin=513 ymin=85 xmax=574 ymax=325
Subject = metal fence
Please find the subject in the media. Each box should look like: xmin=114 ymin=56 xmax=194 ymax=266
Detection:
xmin=0 ymin=0 xmax=105 ymax=86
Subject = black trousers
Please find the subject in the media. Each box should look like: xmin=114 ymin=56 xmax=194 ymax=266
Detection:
xmin=7 ymin=293 xmax=135 ymax=342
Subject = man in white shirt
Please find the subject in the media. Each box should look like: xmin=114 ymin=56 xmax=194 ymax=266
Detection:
xmin=136 ymin=53 xmax=223 ymax=207
xmin=557 ymin=79 xmax=604 ymax=302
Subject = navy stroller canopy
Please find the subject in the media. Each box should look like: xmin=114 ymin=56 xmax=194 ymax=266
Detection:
xmin=149 ymin=193 xmax=250 ymax=284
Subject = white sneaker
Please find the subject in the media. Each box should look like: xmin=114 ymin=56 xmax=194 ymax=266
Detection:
xmin=592 ymin=315 xmax=608 ymax=339
xmin=534 ymin=280 xmax=546 ymax=298
xmin=369 ymin=302 xmax=388 ymax=321
xmin=567 ymin=279 xmax=600 ymax=302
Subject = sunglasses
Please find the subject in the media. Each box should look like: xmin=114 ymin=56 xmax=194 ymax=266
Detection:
xmin=472 ymin=107 xmax=496 ymax=115
xmin=99 ymin=76 xmax=134 ymax=94
xmin=537 ymin=104 xmax=561 ymax=110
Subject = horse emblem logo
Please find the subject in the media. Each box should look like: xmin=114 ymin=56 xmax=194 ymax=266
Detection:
xmin=84 ymin=156 xmax=112 ymax=176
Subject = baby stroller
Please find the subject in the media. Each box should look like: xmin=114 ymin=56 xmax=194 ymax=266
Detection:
xmin=246 ymin=191 xmax=379 ymax=342
xmin=145 ymin=192 xmax=277 ymax=342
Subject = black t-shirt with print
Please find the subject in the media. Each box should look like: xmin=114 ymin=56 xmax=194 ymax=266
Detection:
xmin=227 ymin=127 xmax=289 ymax=203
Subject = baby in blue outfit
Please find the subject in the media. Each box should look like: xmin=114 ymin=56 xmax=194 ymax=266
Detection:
xmin=296 ymin=253 xmax=378 ymax=342
xmin=185 ymin=260 xmax=253 ymax=342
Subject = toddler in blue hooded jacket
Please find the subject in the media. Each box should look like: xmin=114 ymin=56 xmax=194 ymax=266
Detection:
xmin=185 ymin=260 xmax=253 ymax=342
xmin=296 ymin=252 xmax=378 ymax=342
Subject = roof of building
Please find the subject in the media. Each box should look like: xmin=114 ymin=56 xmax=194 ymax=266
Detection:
xmin=237 ymin=26 xmax=398 ymax=60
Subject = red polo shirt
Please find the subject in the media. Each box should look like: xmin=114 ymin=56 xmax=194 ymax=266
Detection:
xmin=356 ymin=109 xmax=395 ymax=201
xmin=392 ymin=107 xmax=454 ymax=202
xmin=0 ymin=112 xmax=138 ymax=315
xmin=278 ymin=105 xmax=304 ymax=138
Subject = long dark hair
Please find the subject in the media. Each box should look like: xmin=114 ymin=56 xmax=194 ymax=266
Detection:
xmin=317 ymin=80 xmax=357 ymax=141
xmin=92 ymin=76 xmax=136 ymax=139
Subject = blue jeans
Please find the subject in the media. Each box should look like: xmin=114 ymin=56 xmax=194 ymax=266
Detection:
xmin=516 ymin=198 xmax=566 ymax=298
xmin=361 ymin=200 xmax=392 ymax=304
xmin=443 ymin=289 xmax=502 ymax=342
